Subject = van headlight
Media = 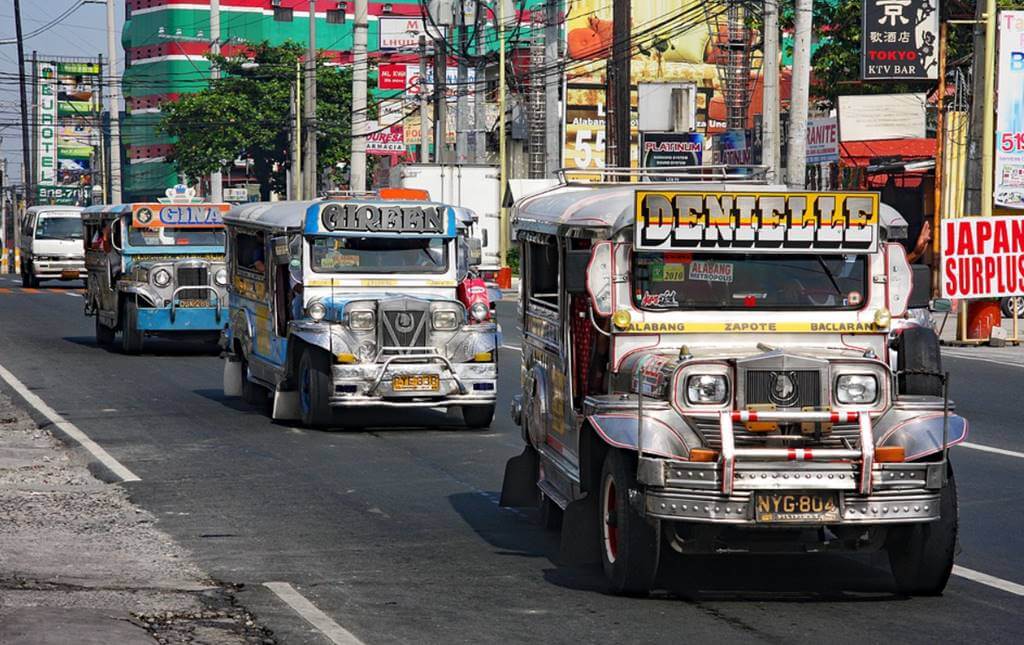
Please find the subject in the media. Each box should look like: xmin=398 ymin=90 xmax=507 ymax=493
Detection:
xmin=152 ymin=268 xmax=172 ymax=287
xmin=432 ymin=309 xmax=460 ymax=331
xmin=835 ymin=374 xmax=878 ymax=405
xmin=348 ymin=309 xmax=375 ymax=331
xmin=686 ymin=374 xmax=729 ymax=405
xmin=307 ymin=301 xmax=327 ymax=322
xmin=214 ymin=268 xmax=228 ymax=286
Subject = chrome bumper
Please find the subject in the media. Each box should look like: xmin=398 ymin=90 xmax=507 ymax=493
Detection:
xmin=329 ymin=354 xmax=497 ymax=408
xmin=33 ymin=259 xmax=85 ymax=278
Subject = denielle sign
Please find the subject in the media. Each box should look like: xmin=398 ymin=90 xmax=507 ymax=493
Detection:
xmin=36 ymin=62 xmax=58 ymax=187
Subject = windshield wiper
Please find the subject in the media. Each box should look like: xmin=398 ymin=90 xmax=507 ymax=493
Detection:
xmin=815 ymin=255 xmax=844 ymax=297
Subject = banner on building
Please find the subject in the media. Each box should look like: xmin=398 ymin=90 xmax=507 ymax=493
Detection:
xmin=861 ymin=0 xmax=939 ymax=80
xmin=378 ymin=17 xmax=427 ymax=50
xmin=941 ymin=216 xmax=1024 ymax=298
xmin=997 ymin=11 xmax=1024 ymax=208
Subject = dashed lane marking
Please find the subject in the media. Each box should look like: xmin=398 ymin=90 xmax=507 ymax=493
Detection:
xmin=264 ymin=582 xmax=365 ymax=645
xmin=960 ymin=441 xmax=1024 ymax=460
xmin=953 ymin=566 xmax=1024 ymax=597
xmin=501 ymin=345 xmax=523 ymax=353
xmin=0 ymin=362 xmax=141 ymax=483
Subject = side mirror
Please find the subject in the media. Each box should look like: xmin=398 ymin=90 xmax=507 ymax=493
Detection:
xmin=930 ymin=298 xmax=952 ymax=313
xmin=908 ymin=263 xmax=932 ymax=309
xmin=585 ymin=241 xmax=613 ymax=316
xmin=110 ymin=220 xmax=123 ymax=252
xmin=468 ymin=238 xmax=483 ymax=266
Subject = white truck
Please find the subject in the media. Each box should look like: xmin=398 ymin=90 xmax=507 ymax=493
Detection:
xmin=391 ymin=164 xmax=501 ymax=279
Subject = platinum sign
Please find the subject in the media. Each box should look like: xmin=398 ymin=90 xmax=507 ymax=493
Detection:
xmin=36 ymin=62 xmax=58 ymax=187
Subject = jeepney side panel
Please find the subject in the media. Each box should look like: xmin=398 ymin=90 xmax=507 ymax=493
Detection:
xmin=84 ymin=215 xmax=124 ymax=326
xmin=227 ymin=227 xmax=282 ymax=368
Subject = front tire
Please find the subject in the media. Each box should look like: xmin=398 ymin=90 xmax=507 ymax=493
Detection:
xmin=119 ymin=300 xmax=144 ymax=354
xmin=599 ymin=449 xmax=660 ymax=595
xmin=95 ymin=317 xmax=115 ymax=347
xmin=887 ymin=464 xmax=958 ymax=596
xmin=298 ymin=348 xmax=333 ymax=428
xmin=897 ymin=326 xmax=943 ymax=396
xmin=462 ymin=404 xmax=495 ymax=429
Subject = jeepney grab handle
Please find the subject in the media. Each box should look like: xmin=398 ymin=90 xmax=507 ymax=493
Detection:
xmin=588 ymin=307 xmax=611 ymax=338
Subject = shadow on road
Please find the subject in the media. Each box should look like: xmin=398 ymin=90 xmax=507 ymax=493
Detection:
xmin=63 ymin=336 xmax=220 ymax=357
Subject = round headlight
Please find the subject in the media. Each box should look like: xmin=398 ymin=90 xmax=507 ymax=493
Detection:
xmin=214 ymin=268 xmax=228 ymax=285
xmin=152 ymin=268 xmax=172 ymax=287
xmin=307 ymin=301 xmax=326 ymax=322
xmin=835 ymin=374 xmax=878 ymax=405
xmin=686 ymin=374 xmax=729 ymax=405
xmin=469 ymin=302 xmax=489 ymax=322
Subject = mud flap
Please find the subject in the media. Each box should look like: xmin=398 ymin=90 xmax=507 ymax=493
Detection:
xmin=499 ymin=446 xmax=539 ymax=508
xmin=272 ymin=389 xmax=301 ymax=421
xmin=222 ymin=358 xmax=243 ymax=397
xmin=559 ymin=494 xmax=600 ymax=565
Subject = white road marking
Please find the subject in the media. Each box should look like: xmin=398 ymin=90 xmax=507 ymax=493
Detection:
xmin=0 ymin=362 xmax=141 ymax=482
xmin=64 ymin=291 xmax=81 ymax=297
xmin=960 ymin=441 xmax=1024 ymax=460
xmin=501 ymin=344 xmax=523 ymax=353
xmin=953 ymin=565 xmax=1024 ymax=597
xmin=264 ymin=582 xmax=365 ymax=645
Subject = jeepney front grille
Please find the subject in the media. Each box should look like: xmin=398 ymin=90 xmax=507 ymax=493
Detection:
xmin=177 ymin=266 xmax=209 ymax=301
xmin=379 ymin=305 xmax=429 ymax=353
xmin=693 ymin=420 xmax=862 ymax=450
xmin=744 ymin=370 xmax=820 ymax=408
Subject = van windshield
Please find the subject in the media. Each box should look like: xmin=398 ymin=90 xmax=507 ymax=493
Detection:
xmin=310 ymin=236 xmax=448 ymax=274
xmin=127 ymin=227 xmax=225 ymax=247
xmin=632 ymin=252 xmax=869 ymax=310
xmin=35 ymin=216 xmax=83 ymax=240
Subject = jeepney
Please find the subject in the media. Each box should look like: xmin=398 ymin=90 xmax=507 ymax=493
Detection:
xmin=82 ymin=187 xmax=230 ymax=354
xmin=500 ymin=178 xmax=966 ymax=596
xmin=220 ymin=195 xmax=500 ymax=429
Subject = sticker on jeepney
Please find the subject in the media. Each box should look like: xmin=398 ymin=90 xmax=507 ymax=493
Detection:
xmin=847 ymin=291 xmax=863 ymax=306
xmin=640 ymin=290 xmax=679 ymax=308
xmin=688 ymin=260 xmax=734 ymax=283
xmin=662 ymin=264 xmax=686 ymax=281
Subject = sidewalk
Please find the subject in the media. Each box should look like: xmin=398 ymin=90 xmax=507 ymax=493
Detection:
xmin=0 ymin=391 xmax=274 ymax=644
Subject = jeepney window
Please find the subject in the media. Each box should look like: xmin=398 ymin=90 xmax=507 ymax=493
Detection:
xmin=309 ymin=236 xmax=448 ymax=274
xmin=632 ymin=252 xmax=869 ymax=310
xmin=127 ymin=226 xmax=225 ymax=247
xmin=234 ymin=231 xmax=267 ymax=276
xmin=525 ymin=241 xmax=559 ymax=307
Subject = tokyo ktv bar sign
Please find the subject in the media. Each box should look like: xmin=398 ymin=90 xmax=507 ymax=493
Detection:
xmin=861 ymin=0 xmax=939 ymax=80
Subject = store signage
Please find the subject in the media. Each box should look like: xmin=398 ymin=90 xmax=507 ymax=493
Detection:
xmin=378 ymin=64 xmax=407 ymax=90
xmin=639 ymin=132 xmax=703 ymax=172
xmin=861 ymin=0 xmax=939 ymax=80
xmin=366 ymin=121 xmax=406 ymax=155
xmin=942 ymin=216 xmax=1024 ymax=298
xmin=36 ymin=62 xmax=58 ymax=187
xmin=996 ymin=11 xmax=1024 ymax=208
xmin=806 ymin=117 xmax=839 ymax=164
xmin=379 ymin=17 xmax=427 ymax=50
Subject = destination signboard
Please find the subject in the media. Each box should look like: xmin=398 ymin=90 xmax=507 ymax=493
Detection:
xmin=131 ymin=203 xmax=229 ymax=228
xmin=314 ymin=202 xmax=453 ymax=237
xmin=634 ymin=191 xmax=880 ymax=253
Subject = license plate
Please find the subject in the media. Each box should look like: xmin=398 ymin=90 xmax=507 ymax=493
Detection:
xmin=177 ymin=298 xmax=208 ymax=308
xmin=393 ymin=374 xmax=440 ymax=392
xmin=755 ymin=492 xmax=840 ymax=523
xmin=61 ymin=270 xmax=79 ymax=279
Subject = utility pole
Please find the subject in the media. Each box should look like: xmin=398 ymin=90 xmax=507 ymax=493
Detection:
xmin=456 ymin=1 xmax=469 ymax=162
xmin=544 ymin=0 xmax=560 ymax=175
xmin=498 ymin=0 xmax=508 ymax=265
xmin=419 ymin=35 xmax=430 ymax=163
xmin=786 ymin=0 xmax=812 ymax=189
xmin=210 ymin=0 xmax=223 ymax=202
xmin=14 ymin=0 xmax=32 ymax=206
xmin=105 ymin=0 xmax=122 ymax=204
xmin=350 ymin=0 xmax=368 ymax=192
xmin=761 ymin=0 xmax=780 ymax=181
xmin=609 ymin=0 xmax=631 ymax=171
xmin=474 ymin=2 xmax=487 ymax=164
xmin=528 ymin=10 xmax=546 ymax=178
xmin=980 ymin=0 xmax=996 ymax=218
xmin=303 ymin=0 xmax=318 ymax=198
xmin=434 ymin=29 xmax=447 ymax=165
xmin=290 ymin=61 xmax=303 ymax=199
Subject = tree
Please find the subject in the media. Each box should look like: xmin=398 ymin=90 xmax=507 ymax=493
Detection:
xmin=159 ymin=42 xmax=354 ymax=200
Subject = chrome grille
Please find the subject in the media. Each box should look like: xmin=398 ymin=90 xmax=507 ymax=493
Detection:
xmin=379 ymin=300 xmax=429 ymax=353
xmin=177 ymin=266 xmax=209 ymax=301
xmin=744 ymin=370 xmax=820 ymax=408
xmin=694 ymin=420 xmax=862 ymax=450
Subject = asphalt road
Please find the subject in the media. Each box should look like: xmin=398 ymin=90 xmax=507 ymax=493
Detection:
xmin=0 ymin=278 xmax=1021 ymax=644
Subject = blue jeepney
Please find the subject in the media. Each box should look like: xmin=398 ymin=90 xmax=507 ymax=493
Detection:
xmin=221 ymin=196 xmax=500 ymax=428
xmin=82 ymin=190 xmax=229 ymax=353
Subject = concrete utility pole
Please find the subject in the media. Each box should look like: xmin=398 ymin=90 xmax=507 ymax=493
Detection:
xmin=303 ymin=0 xmax=318 ymax=198
xmin=474 ymin=2 xmax=487 ymax=163
xmin=434 ymin=30 xmax=448 ymax=165
xmin=456 ymin=1 xmax=469 ymax=162
xmin=419 ymin=35 xmax=430 ymax=163
xmin=786 ymin=0 xmax=812 ymax=188
xmin=544 ymin=0 xmax=560 ymax=175
xmin=980 ymin=0 xmax=997 ymax=218
xmin=609 ymin=0 xmax=631 ymax=171
xmin=210 ymin=0 xmax=223 ymax=202
xmin=350 ymin=0 xmax=368 ymax=192
xmin=105 ymin=0 xmax=122 ymax=204
xmin=761 ymin=0 xmax=780 ymax=181
xmin=13 ymin=0 xmax=31 ymax=206
xmin=498 ymin=0 xmax=508 ymax=265
xmin=290 ymin=61 xmax=302 ymax=200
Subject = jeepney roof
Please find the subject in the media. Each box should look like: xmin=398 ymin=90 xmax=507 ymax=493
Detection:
xmin=512 ymin=183 xmax=907 ymax=241
xmin=82 ymin=203 xmax=132 ymax=222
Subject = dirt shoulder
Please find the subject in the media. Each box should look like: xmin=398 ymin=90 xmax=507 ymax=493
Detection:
xmin=0 ymin=391 xmax=274 ymax=644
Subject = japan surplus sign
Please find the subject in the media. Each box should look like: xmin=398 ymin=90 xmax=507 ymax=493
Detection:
xmin=996 ymin=11 xmax=1024 ymax=208
xmin=861 ymin=0 xmax=939 ymax=80
xmin=942 ymin=217 xmax=1024 ymax=298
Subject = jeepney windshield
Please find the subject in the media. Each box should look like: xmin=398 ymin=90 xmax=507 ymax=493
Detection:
xmin=309 ymin=236 xmax=448 ymax=274
xmin=35 ymin=215 xmax=83 ymax=240
xmin=632 ymin=252 xmax=868 ymax=310
xmin=127 ymin=226 xmax=225 ymax=247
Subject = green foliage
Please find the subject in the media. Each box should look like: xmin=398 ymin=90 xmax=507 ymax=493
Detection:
xmin=506 ymin=246 xmax=520 ymax=275
xmin=159 ymin=42 xmax=355 ymax=199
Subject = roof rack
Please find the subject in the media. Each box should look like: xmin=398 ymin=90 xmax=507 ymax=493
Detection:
xmin=556 ymin=165 xmax=770 ymax=185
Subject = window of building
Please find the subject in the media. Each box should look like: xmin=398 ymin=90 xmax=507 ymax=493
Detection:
xmin=326 ymin=9 xmax=345 ymax=24
xmin=273 ymin=7 xmax=294 ymax=22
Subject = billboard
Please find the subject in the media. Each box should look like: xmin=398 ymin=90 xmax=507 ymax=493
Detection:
xmin=837 ymin=93 xmax=927 ymax=141
xmin=997 ymin=11 xmax=1024 ymax=209
xmin=861 ymin=0 xmax=939 ymax=80
xmin=639 ymin=132 xmax=703 ymax=171
xmin=941 ymin=217 xmax=1024 ymax=298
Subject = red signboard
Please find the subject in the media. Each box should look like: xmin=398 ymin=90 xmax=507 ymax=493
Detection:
xmin=942 ymin=216 xmax=1024 ymax=298
xmin=378 ymin=64 xmax=407 ymax=90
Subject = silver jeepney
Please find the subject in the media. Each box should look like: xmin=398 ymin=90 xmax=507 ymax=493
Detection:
xmin=500 ymin=175 xmax=964 ymax=596
xmin=221 ymin=198 xmax=499 ymax=428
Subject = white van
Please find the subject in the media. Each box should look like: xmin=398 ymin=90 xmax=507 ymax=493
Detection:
xmin=20 ymin=206 xmax=86 ymax=287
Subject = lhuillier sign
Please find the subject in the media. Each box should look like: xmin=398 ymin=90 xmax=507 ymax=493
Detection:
xmin=942 ymin=217 xmax=1024 ymax=299
xmin=861 ymin=0 xmax=939 ymax=80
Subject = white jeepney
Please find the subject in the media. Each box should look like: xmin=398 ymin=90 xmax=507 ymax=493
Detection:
xmin=500 ymin=177 xmax=965 ymax=596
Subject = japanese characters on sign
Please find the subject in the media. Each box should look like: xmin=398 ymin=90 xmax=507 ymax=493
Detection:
xmin=996 ymin=11 xmax=1024 ymax=208
xmin=941 ymin=217 xmax=1024 ymax=298
xmin=861 ymin=0 xmax=939 ymax=80
xmin=634 ymin=190 xmax=880 ymax=254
